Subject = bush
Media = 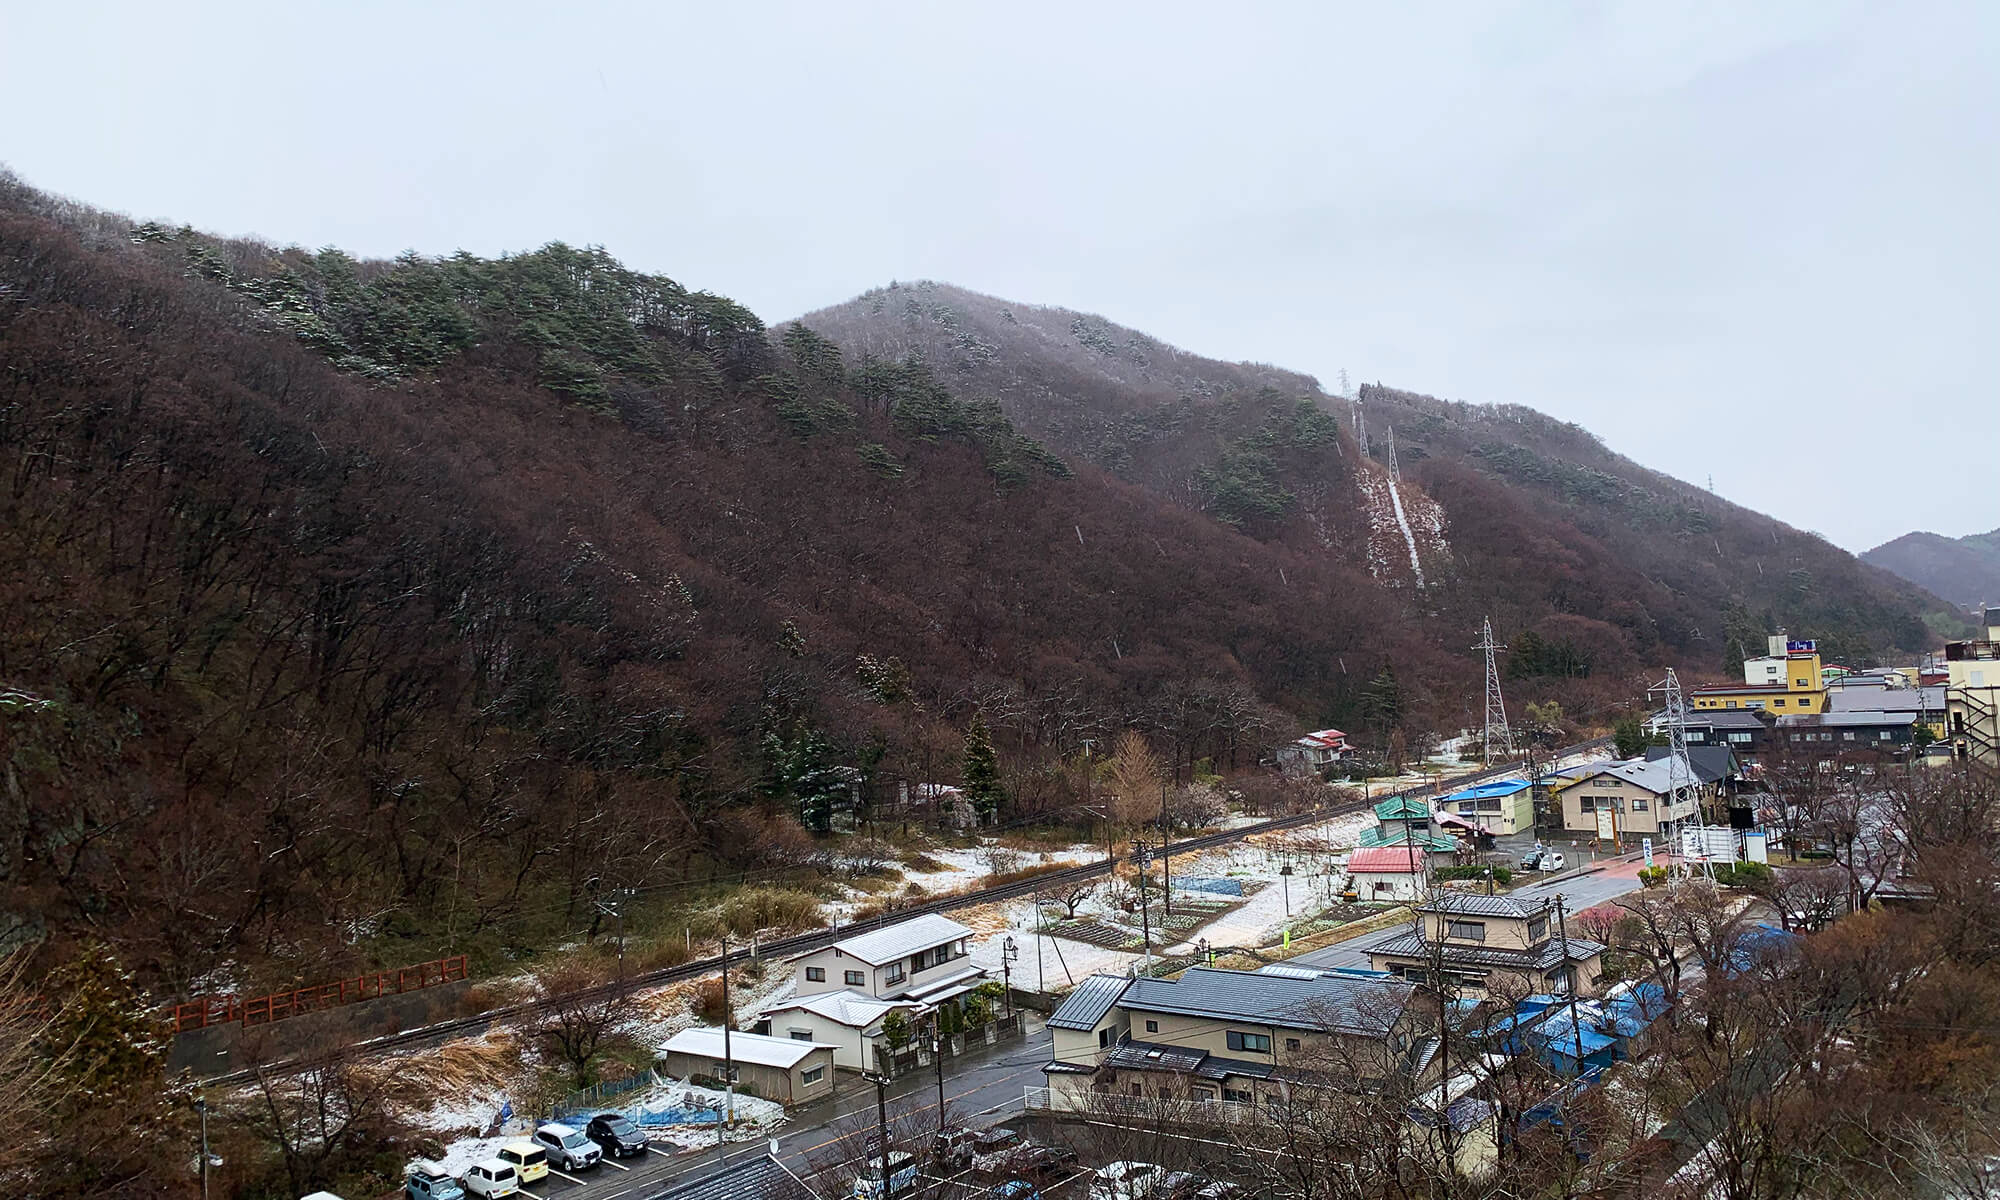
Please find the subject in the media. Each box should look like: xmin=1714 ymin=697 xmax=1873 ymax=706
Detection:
xmin=1712 ymin=861 xmax=1774 ymax=890
xmin=703 ymin=887 xmax=826 ymax=937
xmin=1433 ymin=864 xmax=1512 ymax=886
xmin=1638 ymin=866 xmax=1667 ymax=888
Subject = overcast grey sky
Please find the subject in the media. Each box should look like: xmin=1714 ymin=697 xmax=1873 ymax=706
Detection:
xmin=6 ymin=1 xmax=1993 ymax=550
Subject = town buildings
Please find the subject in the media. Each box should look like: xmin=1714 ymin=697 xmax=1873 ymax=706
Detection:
xmin=1944 ymin=608 xmax=2000 ymax=767
xmin=1691 ymin=635 xmax=1828 ymax=715
xmin=1547 ymin=753 xmax=1719 ymax=841
xmin=753 ymin=914 xmax=989 ymax=1071
xmin=1435 ymin=778 xmax=1535 ymax=838
xmin=658 ymin=1028 xmax=838 ymax=1106
xmin=1041 ymin=966 xmax=1436 ymax=1114
xmin=1277 ymin=728 xmax=1353 ymax=775
xmin=1366 ymin=893 xmax=1607 ymax=1001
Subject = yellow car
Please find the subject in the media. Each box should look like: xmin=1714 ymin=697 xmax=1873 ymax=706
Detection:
xmin=496 ymin=1142 xmax=548 ymax=1185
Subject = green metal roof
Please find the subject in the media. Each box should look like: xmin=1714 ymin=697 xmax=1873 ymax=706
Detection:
xmin=1358 ymin=827 xmax=1459 ymax=852
xmin=1372 ymin=795 xmax=1431 ymax=821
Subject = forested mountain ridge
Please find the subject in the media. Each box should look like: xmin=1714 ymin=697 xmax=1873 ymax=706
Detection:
xmin=796 ymin=281 xmax=1961 ymax=673
xmin=1864 ymin=527 xmax=2000 ymax=613
xmin=0 ymin=177 xmax=1442 ymax=994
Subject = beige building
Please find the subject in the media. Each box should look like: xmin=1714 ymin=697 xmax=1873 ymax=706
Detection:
xmin=1041 ymin=967 xmax=1437 ymax=1116
xmin=1367 ymin=893 xmax=1605 ymax=1000
xmin=1549 ymin=754 xmax=1716 ymax=840
xmin=659 ymin=1027 xmax=838 ymax=1107
xmin=1944 ymin=609 xmax=2000 ymax=768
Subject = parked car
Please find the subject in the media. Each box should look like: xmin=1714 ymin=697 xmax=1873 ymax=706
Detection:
xmin=974 ymin=1127 xmax=1021 ymax=1155
xmin=458 ymin=1159 xmax=520 ymax=1199
xmin=1007 ymin=1145 xmax=1078 ymax=1181
xmin=1090 ymin=1161 xmax=1165 ymax=1200
xmin=533 ymin=1122 xmax=602 ymax=1171
xmin=1519 ymin=849 xmax=1565 ymax=872
xmin=494 ymin=1143 xmax=546 ymax=1185
xmin=405 ymin=1160 xmax=465 ymax=1200
xmin=585 ymin=1111 xmax=651 ymax=1158
xmin=934 ymin=1129 xmax=978 ymax=1169
xmin=852 ymin=1150 xmax=920 ymax=1198
xmin=993 ymin=1181 xmax=1043 ymax=1200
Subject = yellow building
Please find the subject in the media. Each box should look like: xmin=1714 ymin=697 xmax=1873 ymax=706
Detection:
xmin=1694 ymin=635 xmax=1826 ymax=715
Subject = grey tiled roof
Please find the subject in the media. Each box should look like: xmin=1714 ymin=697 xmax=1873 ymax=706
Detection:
xmin=1105 ymin=1040 xmax=1208 ymax=1072
xmin=1416 ymin=892 xmax=1547 ymax=920
xmin=1120 ymin=967 xmax=1410 ymax=1037
xmin=1047 ymin=973 xmax=1130 ymax=1030
xmin=654 ymin=1155 xmax=811 ymax=1200
xmin=1369 ymin=931 xmax=1606 ymax=972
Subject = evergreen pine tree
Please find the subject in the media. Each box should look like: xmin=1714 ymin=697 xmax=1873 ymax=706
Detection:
xmin=961 ymin=713 xmax=1005 ymax=823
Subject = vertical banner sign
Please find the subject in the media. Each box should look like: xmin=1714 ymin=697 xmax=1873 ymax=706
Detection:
xmin=1642 ymin=837 xmax=1654 ymax=868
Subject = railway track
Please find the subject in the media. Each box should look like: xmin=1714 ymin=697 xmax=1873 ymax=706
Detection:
xmin=200 ymin=736 xmax=1610 ymax=1083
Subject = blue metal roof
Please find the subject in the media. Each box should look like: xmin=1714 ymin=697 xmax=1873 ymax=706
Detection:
xmin=1440 ymin=778 xmax=1532 ymax=802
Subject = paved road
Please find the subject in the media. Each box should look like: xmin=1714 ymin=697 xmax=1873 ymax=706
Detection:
xmin=1292 ymin=852 xmax=1663 ymax=971
xmin=553 ymin=1023 xmax=1054 ymax=1200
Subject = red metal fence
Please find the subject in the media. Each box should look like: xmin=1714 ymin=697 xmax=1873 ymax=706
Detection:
xmin=165 ymin=955 xmax=469 ymax=1033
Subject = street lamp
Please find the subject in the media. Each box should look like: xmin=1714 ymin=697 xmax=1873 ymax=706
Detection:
xmin=1001 ymin=936 xmax=1018 ymax=1019
xmin=1280 ymin=862 xmax=1294 ymax=917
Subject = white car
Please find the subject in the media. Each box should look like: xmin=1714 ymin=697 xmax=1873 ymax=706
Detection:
xmin=458 ymin=1159 xmax=520 ymax=1198
xmin=1090 ymin=1161 xmax=1165 ymax=1200
xmin=533 ymin=1121 xmax=602 ymax=1171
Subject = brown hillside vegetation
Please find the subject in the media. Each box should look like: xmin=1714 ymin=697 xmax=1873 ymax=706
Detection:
xmin=797 ymin=281 xmax=1959 ymax=681
xmin=0 ymin=177 xmax=1434 ymax=996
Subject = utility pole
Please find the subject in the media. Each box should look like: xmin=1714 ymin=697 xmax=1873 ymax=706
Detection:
xmin=864 ymin=1071 xmax=892 ymax=1199
xmin=1135 ymin=839 xmax=1154 ymax=971
xmin=1159 ymin=781 xmax=1172 ymax=917
xmin=596 ymin=895 xmax=627 ymax=981
xmin=1280 ymin=861 xmax=1293 ymax=918
xmin=1081 ymin=738 xmax=1097 ymax=858
xmin=931 ymin=1026 xmax=946 ymax=1141
xmin=195 ymin=1094 xmax=210 ymax=1200
xmin=1476 ymin=617 xmax=1516 ymax=765
xmin=1552 ymin=895 xmax=1586 ymax=1072
xmin=719 ymin=933 xmax=736 ymax=1125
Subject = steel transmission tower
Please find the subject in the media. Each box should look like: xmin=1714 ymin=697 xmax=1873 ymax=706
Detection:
xmin=1648 ymin=668 xmax=1697 ymax=851
xmin=1476 ymin=618 xmax=1515 ymax=763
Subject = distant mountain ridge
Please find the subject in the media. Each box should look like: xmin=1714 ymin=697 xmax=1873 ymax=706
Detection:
xmin=794 ymin=280 xmax=1960 ymax=672
xmin=1863 ymin=528 xmax=2000 ymax=611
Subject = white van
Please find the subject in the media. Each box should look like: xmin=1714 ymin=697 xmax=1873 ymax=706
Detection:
xmin=852 ymin=1149 xmax=919 ymax=1198
xmin=459 ymin=1159 xmax=521 ymax=1198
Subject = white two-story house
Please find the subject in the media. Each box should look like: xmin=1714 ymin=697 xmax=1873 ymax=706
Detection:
xmin=754 ymin=914 xmax=988 ymax=1070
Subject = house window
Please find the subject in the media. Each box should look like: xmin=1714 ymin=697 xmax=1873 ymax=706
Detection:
xmin=1728 ymin=732 xmax=1753 ymax=744
xmin=883 ymin=964 xmax=905 ymax=986
xmin=1099 ymin=1028 xmax=1113 ymax=1049
xmin=790 ymin=1030 xmax=814 ymax=1041
xmin=1772 ymin=699 xmax=1785 ymax=707
xmin=802 ymin=1066 xmax=826 ymax=1085
xmin=1193 ymin=1089 xmax=1216 ymax=1102
xmin=1843 ymin=732 xmax=1856 ymax=741
xmin=1285 ymin=1038 xmax=1301 ymax=1052
xmin=1527 ymin=918 xmax=1548 ymax=943
xmin=1577 ymin=798 xmax=1595 ymax=813
xmin=1145 ymin=1020 xmax=1158 ymax=1033
xmin=1222 ymin=1088 xmax=1253 ymax=1104
xmin=1226 ymin=1031 xmax=1272 ymax=1054
xmin=845 ymin=970 xmax=865 ymax=987
xmin=1727 ymin=701 xmax=1738 ymax=709
xmin=1632 ymin=798 xmax=1649 ymax=812
xmin=806 ymin=967 xmax=825 ymax=982
xmin=1446 ymin=921 xmax=1486 ymax=942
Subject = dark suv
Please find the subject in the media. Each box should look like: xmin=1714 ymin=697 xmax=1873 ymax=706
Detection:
xmin=585 ymin=1112 xmax=652 ymax=1159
